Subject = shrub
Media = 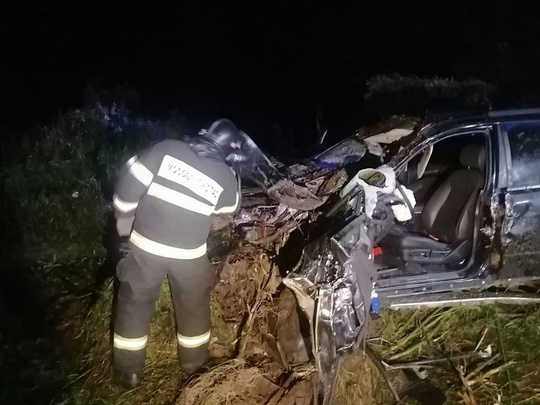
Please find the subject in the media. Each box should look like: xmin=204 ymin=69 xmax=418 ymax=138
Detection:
xmin=364 ymin=73 xmax=496 ymax=118
xmin=0 ymin=103 xmax=179 ymax=275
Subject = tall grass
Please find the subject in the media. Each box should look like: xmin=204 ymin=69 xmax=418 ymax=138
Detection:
xmin=336 ymin=305 xmax=540 ymax=404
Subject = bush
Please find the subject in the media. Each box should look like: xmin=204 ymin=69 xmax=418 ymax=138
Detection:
xmin=364 ymin=74 xmax=496 ymax=118
xmin=0 ymin=102 xmax=187 ymax=283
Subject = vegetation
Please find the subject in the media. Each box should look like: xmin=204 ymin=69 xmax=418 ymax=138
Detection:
xmin=337 ymin=305 xmax=540 ymax=405
xmin=1 ymin=99 xmax=539 ymax=405
xmin=364 ymin=74 xmax=496 ymax=118
xmin=0 ymin=104 xmax=171 ymax=404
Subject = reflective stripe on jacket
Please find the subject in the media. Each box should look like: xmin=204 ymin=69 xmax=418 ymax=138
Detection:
xmin=113 ymin=139 xmax=240 ymax=259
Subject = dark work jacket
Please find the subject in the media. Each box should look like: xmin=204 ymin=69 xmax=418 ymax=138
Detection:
xmin=113 ymin=139 xmax=240 ymax=260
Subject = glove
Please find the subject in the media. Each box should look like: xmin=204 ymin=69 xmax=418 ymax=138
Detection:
xmin=226 ymin=150 xmax=249 ymax=163
xmin=116 ymin=216 xmax=135 ymax=237
xmin=119 ymin=239 xmax=131 ymax=257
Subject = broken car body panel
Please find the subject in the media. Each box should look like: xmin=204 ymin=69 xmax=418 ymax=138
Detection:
xmin=498 ymin=120 xmax=540 ymax=281
xmin=231 ymin=131 xmax=324 ymax=211
xmin=313 ymin=116 xmax=418 ymax=169
xmin=284 ymin=215 xmax=377 ymax=405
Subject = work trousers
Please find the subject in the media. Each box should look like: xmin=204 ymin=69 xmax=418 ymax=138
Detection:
xmin=113 ymin=246 xmax=215 ymax=375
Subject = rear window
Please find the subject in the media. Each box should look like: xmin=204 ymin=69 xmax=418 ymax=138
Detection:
xmin=504 ymin=122 xmax=540 ymax=187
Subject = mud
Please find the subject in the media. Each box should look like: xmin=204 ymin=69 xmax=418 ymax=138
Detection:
xmin=501 ymin=230 xmax=540 ymax=279
xmin=246 ymin=288 xmax=311 ymax=367
xmin=186 ymin=244 xmax=316 ymax=405
xmin=214 ymin=246 xmax=280 ymax=322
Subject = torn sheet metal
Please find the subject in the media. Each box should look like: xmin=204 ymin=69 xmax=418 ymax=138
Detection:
xmin=267 ymin=179 xmax=323 ymax=211
xmin=314 ymin=286 xmax=341 ymax=405
xmin=284 ymin=215 xmax=377 ymax=405
xmin=238 ymin=168 xmax=348 ymax=246
xmin=339 ymin=165 xmax=416 ymax=221
xmin=313 ymin=117 xmax=418 ymax=170
xmin=354 ymin=116 xmax=419 ymax=142
xmin=235 ymin=116 xmax=422 ymax=244
xmin=365 ymin=140 xmax=385 ymax=157
xmin=503 ymin=192 xmax=515 ymax=246
xmin=231 ymin=132 xmax=323 ymax=211
xmin=233 ymin=116 xmax=425 ymax=257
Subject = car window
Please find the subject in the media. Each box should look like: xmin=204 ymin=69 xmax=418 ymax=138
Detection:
xmin=504 ymin=122 xmax=540 ymax=187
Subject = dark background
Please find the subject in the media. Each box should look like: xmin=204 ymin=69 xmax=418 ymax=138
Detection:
xmin=2 ymin=1 xmax=540 ymax=144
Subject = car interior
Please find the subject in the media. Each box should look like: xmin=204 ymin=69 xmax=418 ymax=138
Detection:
xmin=374 ymin=133 xmax=489 ymax=277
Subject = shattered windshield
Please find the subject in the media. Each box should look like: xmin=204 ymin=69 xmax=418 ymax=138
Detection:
xmin=312 ymin=117 xmax=419 ymax=171
xmin=313 ymin=138 xmax=367 ymax=168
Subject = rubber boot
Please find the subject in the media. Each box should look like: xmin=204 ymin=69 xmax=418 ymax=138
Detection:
xmin=113 ymin=370 xmax=143 ymax=389
xmin=180 ymin=349 xmax=209 ymax=377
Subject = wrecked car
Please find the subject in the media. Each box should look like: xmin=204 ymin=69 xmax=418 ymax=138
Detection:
xmin=237 ymin=108 xmax=540 ymax=304
xmin=339 ymin=108 xmax=540 ymax=306
xmin=231 ymin=108 xmax=540 ymax=404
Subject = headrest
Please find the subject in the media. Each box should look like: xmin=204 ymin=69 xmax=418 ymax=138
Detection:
xmin=460 ymin=144 xmax=486 ymax=170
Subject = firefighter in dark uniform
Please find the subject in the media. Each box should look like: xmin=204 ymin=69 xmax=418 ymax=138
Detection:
xmin=111 ymin=119 xmax=244 ymax=388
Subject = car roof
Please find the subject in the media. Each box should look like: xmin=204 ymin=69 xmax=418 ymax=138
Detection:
xmin=420 ymin=108 xmax=540 ymax=138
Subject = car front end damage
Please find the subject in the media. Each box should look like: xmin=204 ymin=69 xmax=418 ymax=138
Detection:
xmin=233 ymin=116 xmax=419 ymax=246
xmin=282 ymin=164 xmax=416 ymax=404
xmin=283 ymin=217 xmax=376 ymax=404
xmin=224 ymin=118 xmax=422 ymax=404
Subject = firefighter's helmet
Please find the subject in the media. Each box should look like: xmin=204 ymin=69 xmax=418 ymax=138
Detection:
xmin=201 ymin=118 xmax=244 ymax=159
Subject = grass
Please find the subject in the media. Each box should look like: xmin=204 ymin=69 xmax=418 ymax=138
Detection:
xmin=335 ymin=305 xmax=540 ymax=405
xmin=69 ymin=281 xmax=179 ymax=405
xmin=64 ymin=281 xmax=237 ymax=405
xmin=0 ymin=105 xmax=168 ymax=405
xmin=63 ymin=280 xmax=540 ymax=405
xmin=336 ymin=353 xmax=386 ymax=405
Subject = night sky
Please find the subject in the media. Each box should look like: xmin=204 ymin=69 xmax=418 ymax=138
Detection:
xmin=3 ymin=1 xmax=540 ymax=139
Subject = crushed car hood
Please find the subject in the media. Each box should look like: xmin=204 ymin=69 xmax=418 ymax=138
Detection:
xmin=234 ymin=116 xmax=421 ymax=245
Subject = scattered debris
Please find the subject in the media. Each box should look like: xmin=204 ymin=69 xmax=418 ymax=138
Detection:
xmin=236 ymin=168 xmax=347 ymax=246
xmin=177 ymin=360 xmax=316 ymax=405
xmin=267 ymin=179 xmax=323 ymax=211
